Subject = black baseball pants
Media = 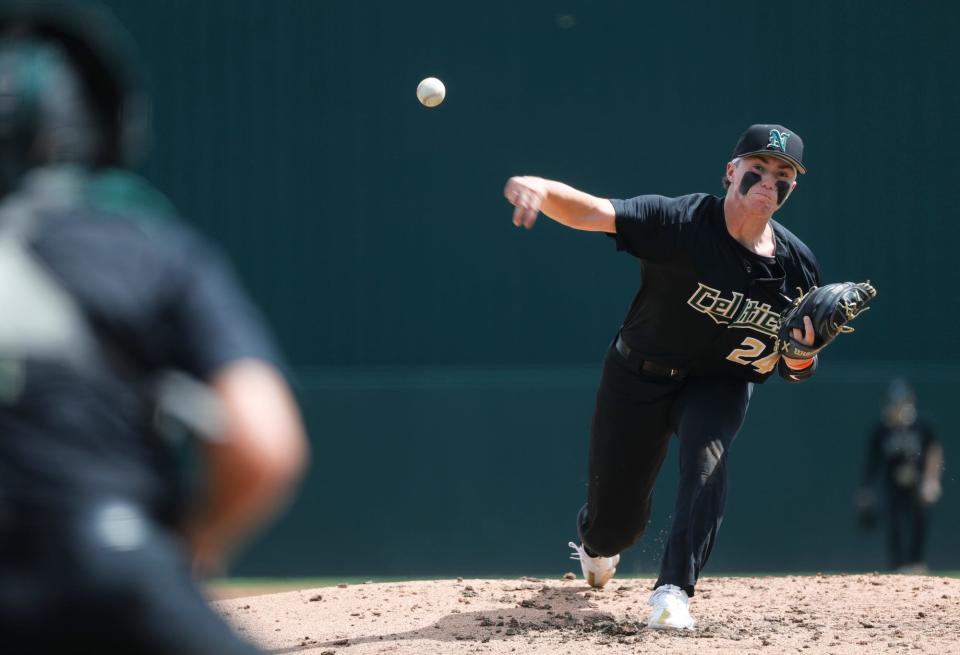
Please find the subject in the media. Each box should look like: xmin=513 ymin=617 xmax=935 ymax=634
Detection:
xmin=577 ymin=342 xmax=752 ymax=597
xmin=885 ymin=485 xmax=928 ymax=569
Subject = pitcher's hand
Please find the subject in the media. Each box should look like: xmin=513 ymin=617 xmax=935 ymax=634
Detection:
xmin=782 ymin=315 xmax=815 ymax=369
xmin=504 ymin=176 xmax=547 ymax=229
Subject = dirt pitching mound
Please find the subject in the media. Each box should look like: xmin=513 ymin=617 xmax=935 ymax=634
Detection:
xmin=216 ymin=574 xmax=960 ymax=654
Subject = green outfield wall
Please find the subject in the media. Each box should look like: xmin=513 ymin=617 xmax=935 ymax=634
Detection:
xmin=100 ymin=0 xmax=959 ymax=575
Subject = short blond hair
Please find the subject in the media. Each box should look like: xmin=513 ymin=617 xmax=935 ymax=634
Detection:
xmin=721 ymin=157 xmax=742 ymax=191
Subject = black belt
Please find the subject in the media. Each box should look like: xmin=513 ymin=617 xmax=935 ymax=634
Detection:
xmin=615 ymin=334 xmax=687 ymax=380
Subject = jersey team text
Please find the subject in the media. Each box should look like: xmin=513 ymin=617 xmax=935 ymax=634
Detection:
xmin=686 ymin=283 xmax=781 ymax=338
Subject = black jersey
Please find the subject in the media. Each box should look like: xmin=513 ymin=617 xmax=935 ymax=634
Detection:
xmin=0 ymin=195 xmax=280 ymax=512
xmin=865 ymin=419 xmax=937 ymax=490
xmin=608 ymin=193 xmax=821 ymax=383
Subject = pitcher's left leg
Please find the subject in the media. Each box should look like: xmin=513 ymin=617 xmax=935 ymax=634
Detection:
xmin=655 ymin=378 xmax=753 ymax=597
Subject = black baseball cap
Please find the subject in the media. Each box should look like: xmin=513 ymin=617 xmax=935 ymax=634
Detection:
xmin=732 ymin=124 xmax=806 ymax=174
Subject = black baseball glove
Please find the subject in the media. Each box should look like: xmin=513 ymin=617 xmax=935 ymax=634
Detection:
xmin=778 ymin=281 xmax=877 ymax=360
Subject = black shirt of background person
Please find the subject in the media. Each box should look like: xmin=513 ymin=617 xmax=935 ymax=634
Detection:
xmin=864 ymin=418 xmax=937 ymax=492
xmin=0 ymin=204 xmax=281 ymax=520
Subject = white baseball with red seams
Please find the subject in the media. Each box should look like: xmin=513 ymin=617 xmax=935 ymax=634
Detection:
xmin=416 ymin=77 xmax=445 ymax=107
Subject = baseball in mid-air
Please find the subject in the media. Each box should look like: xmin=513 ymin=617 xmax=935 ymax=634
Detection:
xmin=416 ymin=77 xmax=445 ymax=107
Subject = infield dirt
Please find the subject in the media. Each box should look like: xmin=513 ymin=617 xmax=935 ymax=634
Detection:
xmin=216 ymin=574 xmax=960 ymax=654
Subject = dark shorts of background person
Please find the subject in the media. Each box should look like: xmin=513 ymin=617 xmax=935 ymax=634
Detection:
xmin=576 ymin=336 xmax=753 ymax=597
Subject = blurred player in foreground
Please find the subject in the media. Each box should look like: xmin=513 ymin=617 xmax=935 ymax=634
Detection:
xmin=0 ymin=3 xmax=308 ymax=653
xmin=505 ymin=124 xmax=826 ymax=630
xmin=856 ymin=379 xmax=943 ymax=573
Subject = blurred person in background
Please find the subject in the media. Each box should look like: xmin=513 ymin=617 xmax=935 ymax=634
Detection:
xmin=856 ymin=379 xmax=943 ymax=573
xmin=0 ymin=2 xmax=308 ymax=653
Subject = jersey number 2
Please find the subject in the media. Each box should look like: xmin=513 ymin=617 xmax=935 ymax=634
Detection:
xmin=726 ymin=337 xmax=779 ymax=374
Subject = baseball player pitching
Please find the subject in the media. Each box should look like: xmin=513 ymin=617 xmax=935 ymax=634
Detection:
xmin=504 ymin=124 xmax=874 ymax=630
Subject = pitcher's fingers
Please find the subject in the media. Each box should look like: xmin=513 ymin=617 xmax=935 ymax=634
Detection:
xmin=512 ymin=203 xmax=525 ymax=227
xmin=503 ymin=179 xmax=521 ymax=201
xmin=522 ymin=208 xmax=538 ymax=229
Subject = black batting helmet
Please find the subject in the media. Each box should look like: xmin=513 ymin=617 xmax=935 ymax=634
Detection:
xmin=0 ymin=1 xmax=149 ymax=194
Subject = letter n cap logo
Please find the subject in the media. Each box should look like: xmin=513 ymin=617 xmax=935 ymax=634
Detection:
xmin=767 ymin=128 xmax=790 ymax=152
xmin=732 ymin=124 xmax=806 ymax=173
